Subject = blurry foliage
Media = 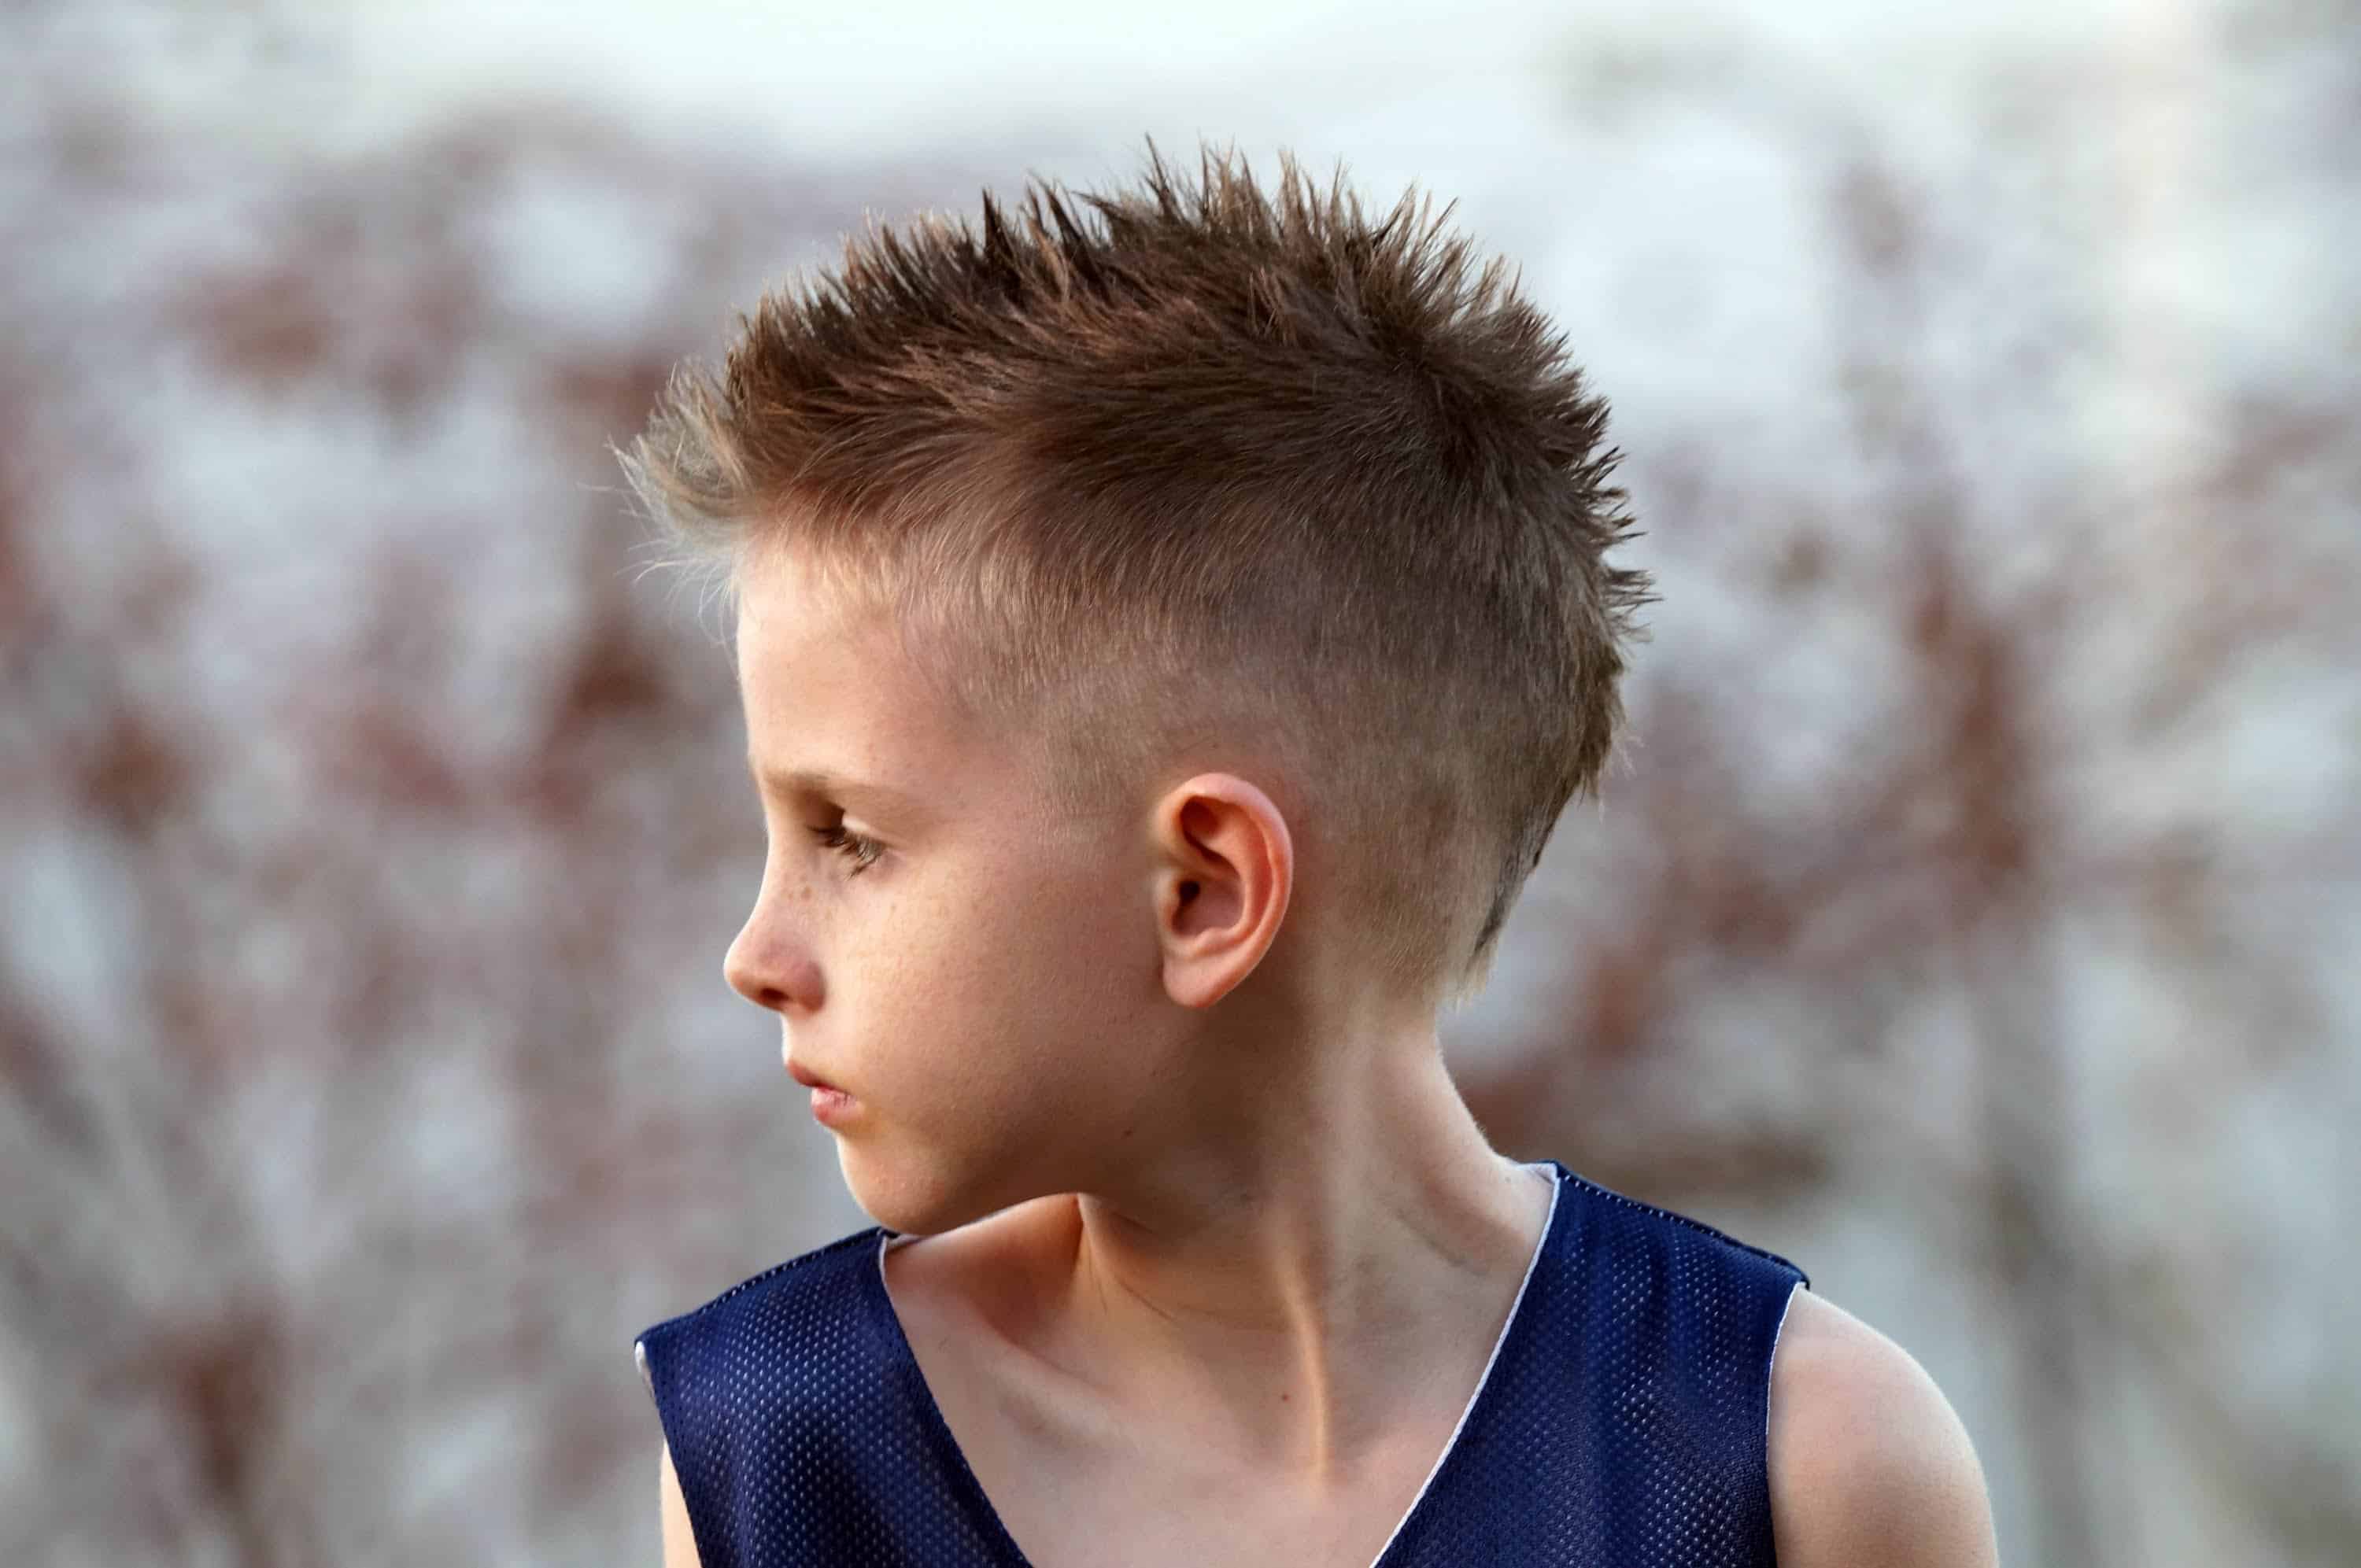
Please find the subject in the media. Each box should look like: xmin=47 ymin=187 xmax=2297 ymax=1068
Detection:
xmin=2 ymin=2 xmax=2357 ymax=1564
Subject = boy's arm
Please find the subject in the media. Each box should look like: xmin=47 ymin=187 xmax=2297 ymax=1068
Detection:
xmin=658 ymin=1441 xmax=704 ymax=1568
xmin=1768 ymin=1286 xmax=2002 ymax=1567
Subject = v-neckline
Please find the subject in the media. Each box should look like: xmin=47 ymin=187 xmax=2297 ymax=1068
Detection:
xmin=867 ymin=1160 xmax=1568 ymax=1568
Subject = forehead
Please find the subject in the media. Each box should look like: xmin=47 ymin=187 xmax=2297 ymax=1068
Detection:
xmin=737 ymin=544 xmax=896 ymax=693
xmin=728 ymin=547 xmax=977 ymax=817
xmin=726 ymin=542 xmax=1086 ymax=848
xmin=731 ymin=545 xmax=877 ymax=673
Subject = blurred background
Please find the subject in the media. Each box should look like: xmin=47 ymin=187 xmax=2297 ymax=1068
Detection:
xmin=3 ymin=0 xmax=2355 ymax=1562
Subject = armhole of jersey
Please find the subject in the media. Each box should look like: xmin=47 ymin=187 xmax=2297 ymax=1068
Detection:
xmin=1764 ymin=1275 xmax=1803 ymax=1445
xmin=635 ymin=1331 xmax=721 ymax=1568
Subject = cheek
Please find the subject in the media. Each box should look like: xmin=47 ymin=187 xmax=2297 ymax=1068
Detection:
xmin=903 ymin=868 xmax=1138 ymax=1070
xmin=1019 ymin=869 xmax=1154 ymax=1052
xmin=844 ymin=818 xmax=1131 ymax=1008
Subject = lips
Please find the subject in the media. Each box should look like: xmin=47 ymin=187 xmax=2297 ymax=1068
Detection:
xmin=786 ymin=1061 xmax=841 ymax=1094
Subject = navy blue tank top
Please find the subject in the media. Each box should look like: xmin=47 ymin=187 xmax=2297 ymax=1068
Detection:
xmin=634 ymin=1159 xmax=1809 ymax=1566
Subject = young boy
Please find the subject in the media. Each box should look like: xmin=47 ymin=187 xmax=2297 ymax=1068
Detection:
xmin=619 ymin=140 xmax=1999 ymax=1568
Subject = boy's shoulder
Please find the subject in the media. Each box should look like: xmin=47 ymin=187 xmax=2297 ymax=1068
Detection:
xmin=1764 ymin=1286 xmax=2001 ymax=1566
xmin=1553 ymin=1163 xmax=1812 ymax=1288
xmin=634 ymin=1223 xmax=891 ymax=1394
xmin=1559 ymin=1161 xmax=2001 ymax=1566
xmin=632 ymin=1223 xmax=936 ymax=1565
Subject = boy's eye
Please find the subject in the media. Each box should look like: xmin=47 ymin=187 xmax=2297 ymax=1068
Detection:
xmin=807 ymin=822 xmax=885 ymax=876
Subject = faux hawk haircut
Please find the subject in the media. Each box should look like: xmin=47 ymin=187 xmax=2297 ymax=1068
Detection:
xmin=615 ymin=137 xmax=1655 ymax=1013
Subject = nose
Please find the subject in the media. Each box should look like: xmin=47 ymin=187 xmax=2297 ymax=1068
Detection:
xmin=723 ymin=893 xmax=813 ymax=1013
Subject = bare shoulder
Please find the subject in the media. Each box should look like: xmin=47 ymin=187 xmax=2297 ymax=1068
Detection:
xmin=658 ymin=1440 xmax=703 ymax=1568
xmin=1767 ymin=1284 xmax=2001 ymax=1568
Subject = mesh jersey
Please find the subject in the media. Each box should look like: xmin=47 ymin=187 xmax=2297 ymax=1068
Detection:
xmin=634 ymin=1159 xmax=1809 ymax=1566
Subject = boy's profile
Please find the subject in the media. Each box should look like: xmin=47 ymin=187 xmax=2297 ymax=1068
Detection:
xmin=618 ymin=139 xmax=1998 ymax=1567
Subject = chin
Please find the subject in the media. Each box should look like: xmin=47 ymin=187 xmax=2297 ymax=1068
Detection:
xmin=835 ymin=1138 xmax=1060 ymax=1237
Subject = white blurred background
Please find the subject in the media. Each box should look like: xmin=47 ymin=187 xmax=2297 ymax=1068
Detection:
xmin=2 ymin=1 xmax=2355 ymax=1562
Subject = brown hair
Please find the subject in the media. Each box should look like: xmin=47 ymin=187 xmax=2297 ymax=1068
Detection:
xmin=614 ymin=137 xmax=1653 ymax=1013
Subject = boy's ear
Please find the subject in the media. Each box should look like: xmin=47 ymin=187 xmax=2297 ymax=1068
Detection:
xmin=1149 ymin=774 xmax=1293 ymax=1009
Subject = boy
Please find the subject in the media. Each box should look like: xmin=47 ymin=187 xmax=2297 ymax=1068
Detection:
xmin=619 ymin=140 xmax=1999 ymax=1567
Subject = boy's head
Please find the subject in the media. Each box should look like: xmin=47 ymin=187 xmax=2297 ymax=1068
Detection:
xmin=616 ymin=140 xmax=1650 ymax=1212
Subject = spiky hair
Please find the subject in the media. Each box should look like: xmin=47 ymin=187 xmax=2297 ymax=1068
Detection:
xmin=615 ymin=136 xmax=1653 ymax=1010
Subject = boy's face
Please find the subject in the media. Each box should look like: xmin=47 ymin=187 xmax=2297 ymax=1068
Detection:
xmin=722 ymin=544 xmax=1169 ymax=1234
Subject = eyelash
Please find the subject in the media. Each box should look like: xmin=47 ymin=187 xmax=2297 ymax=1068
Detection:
xmin=807 ymin=821 xmax=885 ymax=875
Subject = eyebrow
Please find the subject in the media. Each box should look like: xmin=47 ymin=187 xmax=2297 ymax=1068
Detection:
xmin=745 ymin=754 xmax=922 ymax=817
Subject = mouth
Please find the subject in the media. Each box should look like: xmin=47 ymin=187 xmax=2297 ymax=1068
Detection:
xmin=786 ymin=1060 xmax=841 ymax=1094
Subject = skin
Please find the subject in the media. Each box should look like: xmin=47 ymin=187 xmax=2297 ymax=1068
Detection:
xmin=1768 ymin=1289 xmax=2003 ymax=1567
xmin=656 ymin=538 xmax=2000 ymax=1566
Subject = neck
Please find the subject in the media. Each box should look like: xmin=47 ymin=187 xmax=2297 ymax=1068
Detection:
xmin=1038 ymin=1045 xmax=1556 ymax=1482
